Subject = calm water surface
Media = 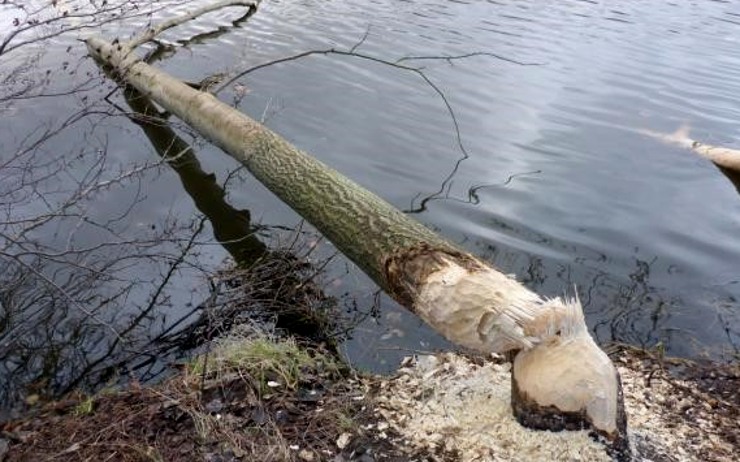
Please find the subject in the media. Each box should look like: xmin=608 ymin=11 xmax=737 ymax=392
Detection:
xmin=1 ymin=0 xmax=739 ymax=406
xmin=221 ymin=0 xmax=740 ymax=362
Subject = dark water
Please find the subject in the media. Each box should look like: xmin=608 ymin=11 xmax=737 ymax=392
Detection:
xmin=1 ymin=0 xmax=739 ymax=408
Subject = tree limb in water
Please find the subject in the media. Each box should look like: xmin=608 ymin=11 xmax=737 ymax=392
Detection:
xmin=640 ymin=124 xmax=740 ymax=171
xmin=640 ymin=125 xmax=740 ymax=194
xmin=125 ymin=0 xmax=259 ymax=50
xmin=85 ymin=7 xmax=629 ymax=458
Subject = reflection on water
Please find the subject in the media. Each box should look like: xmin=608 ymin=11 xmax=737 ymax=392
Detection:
xmin=119 ymin=84 xmax=345 ymax=348
xmin=717 ymin=165 xmax=740 ymax=195
xmin=0 ymin=1 xmax=340 ymax=414
xmin=121 ymin=86 xmax=267 ymax=265
xmin=1 ymin=0 xmax=739 ymax=412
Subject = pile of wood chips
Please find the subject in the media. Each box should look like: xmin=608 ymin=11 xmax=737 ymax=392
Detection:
xmin=370 ymin=348 xmax=737 ymax=462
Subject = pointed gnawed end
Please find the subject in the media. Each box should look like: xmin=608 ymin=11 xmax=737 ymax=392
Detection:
xmin=638 ymin=123 xmax=694 ymax=150
xmin=672 ymin=123 xmax=691 ymax=142
xmin=511 ymin=295 xmax=630 ymax=460
xmin=667 ymin=123 xmax=696 ymax=150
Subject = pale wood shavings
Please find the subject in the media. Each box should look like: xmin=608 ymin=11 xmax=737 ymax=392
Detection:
xmin=370 ymin=352 xmax=737 ymax=462
xmin=617 ymin=354 xmax=737 ymax=462
xmin=373 ymin=353 xmax=612 ymax=462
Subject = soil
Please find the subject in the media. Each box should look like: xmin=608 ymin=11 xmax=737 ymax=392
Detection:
xmin=610 ymin=345 xmax=738 ymax=462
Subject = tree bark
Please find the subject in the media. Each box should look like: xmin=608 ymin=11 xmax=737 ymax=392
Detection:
xmin=87 ymin=34 xmax=628 ymax=458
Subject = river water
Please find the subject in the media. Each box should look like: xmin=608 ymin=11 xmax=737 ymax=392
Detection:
xmin=1 ymin=0 xmax=739 ymax=408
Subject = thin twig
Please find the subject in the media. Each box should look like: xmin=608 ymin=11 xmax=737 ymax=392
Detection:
xmin=124 ymin=0 xmax=259 ymax=50
xmin=213 ymin=34 xmax=536 ymax=214
xmin=396 ymin=51 xmax=543 ymax=66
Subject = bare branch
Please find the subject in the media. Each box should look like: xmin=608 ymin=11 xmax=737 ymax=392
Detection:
xmin=212 ymin=45 xmax=472 ymax=214
xmin=396 ymin=51 xmax=543 ymax=66
xmin=0 ymin=1 xmax=165 ymax=57
xmin=125 ymin=0 xmax=259 ymax=50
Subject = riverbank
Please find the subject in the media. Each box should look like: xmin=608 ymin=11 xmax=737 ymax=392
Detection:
xmin=1 ymin=327 xmax=736 ymax=461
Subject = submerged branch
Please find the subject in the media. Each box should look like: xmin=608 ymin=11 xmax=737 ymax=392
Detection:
xmin=125 ymin=0 xmax=259 ymax=50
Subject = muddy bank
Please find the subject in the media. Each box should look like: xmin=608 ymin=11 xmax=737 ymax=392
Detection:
xmin=1 ymin=328 xmax=736 ymax=461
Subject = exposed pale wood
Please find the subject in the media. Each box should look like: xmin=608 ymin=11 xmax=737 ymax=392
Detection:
xmin=640 ymin=125 xmax=740 ymax=172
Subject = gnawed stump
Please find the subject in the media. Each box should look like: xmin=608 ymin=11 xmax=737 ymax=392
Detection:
xmin=511 ymin=334 xmax=630 ymax=461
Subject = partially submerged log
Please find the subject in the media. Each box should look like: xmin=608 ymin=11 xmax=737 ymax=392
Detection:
xmin=640 ymin=125 xmax=740 ymax=173
xmin=640 ymin=125 xmax=740 ymax=195
xmin=86 ymin=10 xmax=628 ymax=458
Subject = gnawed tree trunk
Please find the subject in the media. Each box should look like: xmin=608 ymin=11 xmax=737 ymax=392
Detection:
xmin=87 ymin=23 xmax=629 ymax=459
xmin=640 ymin=125 xmax=740 ymax=195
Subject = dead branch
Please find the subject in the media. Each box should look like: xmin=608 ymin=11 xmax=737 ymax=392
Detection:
xmin=125 ymin=0 xmax=259 ymax=50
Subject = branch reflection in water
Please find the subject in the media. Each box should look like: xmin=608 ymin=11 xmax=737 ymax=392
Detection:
xmin=0 ymin=83 xmax=351 ymax=420
xmin=120 ymin=84 xmax=347 ymax=348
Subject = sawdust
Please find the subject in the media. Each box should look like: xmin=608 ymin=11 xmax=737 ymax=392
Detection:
xmin=3 ymin=343 xmax=735 ymax=461
xmin=373 ymin=353 xmax=612 ymax=461
xmin=371 ymin=351 xmax=738 ymax=462
xmin=615 ymin=351 xmax=737 ymax=462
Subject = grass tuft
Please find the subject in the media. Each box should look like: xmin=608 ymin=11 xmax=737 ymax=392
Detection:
xmin=72 ymin=396 xmax=95 ymax=416
xmin=189 ymin=329 xmax=338 ymax=393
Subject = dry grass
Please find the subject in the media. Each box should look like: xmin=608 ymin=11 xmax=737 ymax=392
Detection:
xmin=1 ymin=329 xmax=408 ymax=461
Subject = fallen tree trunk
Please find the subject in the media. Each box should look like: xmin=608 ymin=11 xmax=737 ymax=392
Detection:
xmin=87 ymin=25 xmax=628 ymax=458
xmin=640 ymin=125 xmax=740 ymax=194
